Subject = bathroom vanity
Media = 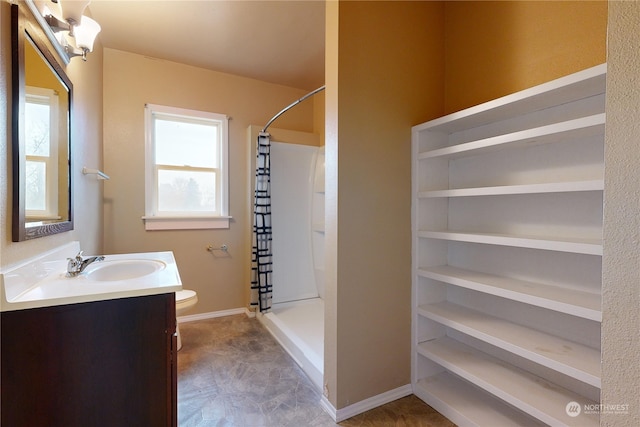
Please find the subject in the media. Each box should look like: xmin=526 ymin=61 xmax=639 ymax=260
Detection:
xmin=1 ymin=294 xmax=177 ymax=426
xmin=0 ymin=242 xmax=182 ymax=427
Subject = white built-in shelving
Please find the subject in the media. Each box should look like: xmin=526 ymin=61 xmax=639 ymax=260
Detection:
xmin=415 ymin=372 xmax=547 ymax=426
xmin=416 ymin=114 xmax=605 ymax=160
xmin=417 ymin=338 xmax=599 ymax=427
xmin=418 ymin=179 xmax=603 ymax=198
xmin=417 ymin=265 xmax=601 ymax=322
xmin=417 ymin=231 xmax=602 ymax=255
xmin=412 ymin=64 xmax=606 ymax=426
xmin=417 ymin=302 xmax=600 ymax=387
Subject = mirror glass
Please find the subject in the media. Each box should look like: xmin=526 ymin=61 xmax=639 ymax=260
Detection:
xmin=12 ymin=4 xmax=73 ymax=241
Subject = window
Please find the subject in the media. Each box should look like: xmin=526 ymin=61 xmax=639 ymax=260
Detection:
xmin=25 ymin=87 xmax=59 ymax=221
xmin=143 ymin=104 xmax=230 ymax=230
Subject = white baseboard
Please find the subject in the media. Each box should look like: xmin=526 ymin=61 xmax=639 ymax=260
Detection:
xmin=320 ymin=396 xmax=337 ymax=421
xmin=178 ymin=307 xmax=254 ymax=323
xmin=320 ymin=384 xmax=413 ymax=422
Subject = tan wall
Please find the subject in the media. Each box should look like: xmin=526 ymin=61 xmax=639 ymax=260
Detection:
xmin=602 ymin=2 xmax=640 ymax=425
xmin=444 ymin=1 xmax=607 ymax=113
xmin=102 ymin=48 xmax=316 ymax=314
xmin=325 ymin=0 xmax=444 ymax=409
xmin=1 ymin=0 xmax=104 ymax=268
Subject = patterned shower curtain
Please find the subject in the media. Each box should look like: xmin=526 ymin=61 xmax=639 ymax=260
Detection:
xmin=250 ymin=132 xmax=273 ymax=312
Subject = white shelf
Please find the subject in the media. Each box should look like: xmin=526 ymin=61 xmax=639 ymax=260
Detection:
xmin=414 ymin=372 xmax=544 ymax=427
xmin=417 ymin=114 xmax=604 ymax=160
xmin=412 ymin=64 xmax=606 ymax=134
xmin=418 ymin=230 xmax=602 ymax=256
xmin=418 ymin=180 xmax=603 ymax=198
xmin=417 ymin=302 xmax=601 ymax=387
xmin=312 ymin=222 xmax=325 ymax=233
xmin=417 ymin=265 xmax=601 ymax=321
xmin=418 ymin=113 xmax=605 ymax=160
xmin=418 ymin=337 xmax=599 ymax=427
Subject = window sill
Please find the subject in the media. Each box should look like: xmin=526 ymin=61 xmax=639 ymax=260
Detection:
xmin=26 ymin=216 xmax=62 ymax=221
xmin=142 ymin=215 xmax=231 ymax=230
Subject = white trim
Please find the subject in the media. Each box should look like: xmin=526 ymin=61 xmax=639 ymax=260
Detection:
xmin=144 ymin=104 xmax=230 ymax=229
xmin=24 ymin=87 xmax=60 ymax=219
xmin=177 ymin=307 xmax=253 ymax=323
xmin=218 ymin=113 xmax=229 ymax=217
xmin=320 ymin=396 xmax=337 ymax=421
xmin=142 ymin=215 xmax=231 ymax=230
xmin=320 ymin=384 xmax=413 ymax=422
xmin=144 ymin=105 xmax=155 ymax=217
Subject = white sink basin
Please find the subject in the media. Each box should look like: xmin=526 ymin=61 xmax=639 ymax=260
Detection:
xmin=84 ymin=259 xmax=166 ymax=282
xmin=0 ymin=242 xmax=182 ymax=311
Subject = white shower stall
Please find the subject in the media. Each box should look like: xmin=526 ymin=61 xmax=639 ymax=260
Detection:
xmin=257 ymin=141 xmax=325 ymax=390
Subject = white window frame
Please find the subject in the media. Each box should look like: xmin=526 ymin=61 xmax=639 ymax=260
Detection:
xmin=25 ymin=86 xmax=59 ymax=221
xmin=143 ymin=104 xmax=230 ymax=230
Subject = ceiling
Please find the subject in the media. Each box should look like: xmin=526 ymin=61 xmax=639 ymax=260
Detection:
xmin=87 ymin=0 xmax=326 ymax=91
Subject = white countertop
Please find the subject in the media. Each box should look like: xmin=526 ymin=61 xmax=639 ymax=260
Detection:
xmin=1 ymin=242 xmax=182 ymax=312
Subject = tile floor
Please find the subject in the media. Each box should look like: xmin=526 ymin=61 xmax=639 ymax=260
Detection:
xmin=177 ymin=314 xmax=455 ymax=427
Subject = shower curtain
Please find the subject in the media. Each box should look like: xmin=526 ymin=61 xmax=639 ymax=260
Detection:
xmin=250 ymin=132 xmax=273 ymax=312
xmin=250 ymin=85 xmax=325 ymax=313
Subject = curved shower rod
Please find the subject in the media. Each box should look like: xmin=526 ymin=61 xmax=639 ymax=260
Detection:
xmin=261 ymin=85 xmax=326 ymax=133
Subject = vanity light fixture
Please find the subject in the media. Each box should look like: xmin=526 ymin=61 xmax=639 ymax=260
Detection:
xmin=68 ymin=15 xmax=100 ymax=59
xmin=59 ymin=0 xmax=91 ymax=28
xmin=41 ymin=0 xmax=101 ymax=61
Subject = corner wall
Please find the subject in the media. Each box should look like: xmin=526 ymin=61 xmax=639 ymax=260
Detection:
xmin=324 ymin=0 xmax=444 ymax=409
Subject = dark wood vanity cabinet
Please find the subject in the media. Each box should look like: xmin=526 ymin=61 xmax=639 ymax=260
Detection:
xmin=1 ymin=293 xmax=177 ymax=427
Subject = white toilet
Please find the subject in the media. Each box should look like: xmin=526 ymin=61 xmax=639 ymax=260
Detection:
xmin=175 ymin=289 xmax=198 ymax=351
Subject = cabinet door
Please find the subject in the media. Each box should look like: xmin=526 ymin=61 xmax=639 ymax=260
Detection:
xmin=1 ymin=293 xmax=176 ymax=427
xmin=166 ymin=293 xmax=178 ymax=427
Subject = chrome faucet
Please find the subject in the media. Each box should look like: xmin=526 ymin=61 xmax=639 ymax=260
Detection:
xmin=66 ymin=251 xmax=105 ymax=277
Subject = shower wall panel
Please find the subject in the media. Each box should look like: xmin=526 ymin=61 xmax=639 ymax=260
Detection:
xmin=270 ymin=142 xmax=319 ymax=304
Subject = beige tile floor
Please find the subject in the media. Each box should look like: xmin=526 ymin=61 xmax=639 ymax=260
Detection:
xmin=177 ymin=314 xmax=455 ymax=427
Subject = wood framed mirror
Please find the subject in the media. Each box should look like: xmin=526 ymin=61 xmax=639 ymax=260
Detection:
xmin=12 ymin=2 xmax=73 ymax=241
